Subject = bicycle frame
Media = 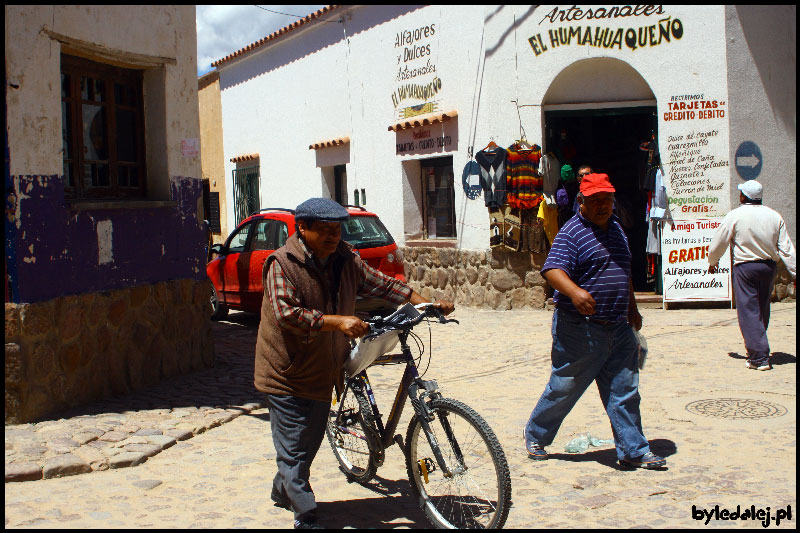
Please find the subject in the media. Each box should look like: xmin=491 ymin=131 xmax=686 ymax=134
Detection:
xmin=338 ymin=327 xmax=461 ymax=477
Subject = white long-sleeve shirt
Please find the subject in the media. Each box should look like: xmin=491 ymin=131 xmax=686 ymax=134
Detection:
xmin=708 ymin=204 xmax=796 ymax=277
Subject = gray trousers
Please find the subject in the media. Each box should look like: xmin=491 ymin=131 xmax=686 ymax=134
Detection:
xmin=267 ymin=394 xmax=330 ymax=521
xmin=732 ymin=260 xmax=777 ymax=365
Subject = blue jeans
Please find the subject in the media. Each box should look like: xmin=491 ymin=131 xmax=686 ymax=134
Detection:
xmin=524 ymin=309 xmax=651 ymax=461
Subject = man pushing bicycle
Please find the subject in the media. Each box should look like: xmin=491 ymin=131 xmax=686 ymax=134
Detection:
xmin=254 ymin=197 xmax=453 ymax=529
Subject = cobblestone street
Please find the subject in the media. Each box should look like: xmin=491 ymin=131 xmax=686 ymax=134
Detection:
xmin=5 ymin=303 xmax=797 ymax=529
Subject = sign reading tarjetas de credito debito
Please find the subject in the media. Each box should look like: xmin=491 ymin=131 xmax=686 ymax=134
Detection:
xmin=661 ymin=219 xmax=731 ymax=303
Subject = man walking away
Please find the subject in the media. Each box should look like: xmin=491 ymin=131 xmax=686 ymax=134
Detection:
xmin=708 ymin=180 xmax=796 ymax=371
xmin=524 ymin=173 xmax=666 ymax=470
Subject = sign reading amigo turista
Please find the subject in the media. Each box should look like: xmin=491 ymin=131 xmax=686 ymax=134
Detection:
xmin=528 ymin=5 xmax=683 ymax=56
xmin=661 ymin=219 xmax=731 ymax=302
xmin=391 ymin=22 xmax=442 ymax=120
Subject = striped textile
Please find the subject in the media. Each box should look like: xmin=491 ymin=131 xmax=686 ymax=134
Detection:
xmin=266 ymin=241 xmax=412 ymax=336
xmin=505 ymin=144 xmax=543 ymax=209
xmin=542 ymin=212 xmax=632 ymax=322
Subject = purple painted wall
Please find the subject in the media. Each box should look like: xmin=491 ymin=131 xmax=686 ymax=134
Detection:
xmin=6 ymin=174 xmax=206 ymax=304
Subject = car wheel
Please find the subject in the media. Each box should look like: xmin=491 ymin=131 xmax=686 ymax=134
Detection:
xmin=210 ymin=285 xmax=229 ymax=320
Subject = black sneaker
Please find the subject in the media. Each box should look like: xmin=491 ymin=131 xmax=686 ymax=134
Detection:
xmin=294 ymin=518 xmax=324 ymax=529
xmin=619 ymin=451 xmax=667 ymax=469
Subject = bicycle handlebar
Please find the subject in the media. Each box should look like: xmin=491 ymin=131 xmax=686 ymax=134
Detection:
xmin=364 ymin=304 xmax=458 ymax=339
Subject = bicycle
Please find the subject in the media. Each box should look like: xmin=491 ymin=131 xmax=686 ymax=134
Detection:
xmin=325 ymin=303 xmax=512 ymax=529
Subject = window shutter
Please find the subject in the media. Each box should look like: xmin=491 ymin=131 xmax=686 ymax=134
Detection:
xmin=208 ymin=192 xmax=221 ymax=233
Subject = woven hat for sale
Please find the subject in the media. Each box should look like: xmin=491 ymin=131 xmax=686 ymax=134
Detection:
xmin=294 ymin=198 xmax=350 ymax=222
xmin=737 ymin=180 xmax=763 ymax=201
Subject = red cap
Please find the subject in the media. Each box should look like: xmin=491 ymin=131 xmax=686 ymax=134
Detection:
xmin=580 ymin=173 xmax=615 ymax=196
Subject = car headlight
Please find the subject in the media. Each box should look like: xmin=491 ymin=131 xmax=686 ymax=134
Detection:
xmin=386 ymin=253 xmax=395 ymax=263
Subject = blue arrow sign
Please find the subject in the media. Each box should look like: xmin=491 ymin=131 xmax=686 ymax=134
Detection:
xmin=734 ymin=141 xmax=762 ymax=180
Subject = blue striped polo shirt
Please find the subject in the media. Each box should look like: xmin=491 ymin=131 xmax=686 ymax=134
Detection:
xmin=542 ymin=212 xmax=631 ymax=322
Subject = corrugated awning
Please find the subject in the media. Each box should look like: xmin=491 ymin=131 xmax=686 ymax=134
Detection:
xmin=230 ymin=154 xmax=259 ymax=163
xmin=388 ymin=110 xmax=458 ymax=132
xmin=308 ymin=136 xmax=350 ymax=150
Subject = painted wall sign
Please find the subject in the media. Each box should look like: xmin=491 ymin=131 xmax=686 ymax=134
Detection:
xmin=181 ymin=138 xmax=199 ymax=158
xmin=529 ymin=17 xmax=683 ymax=56
xmin=395 ymin=129 xmax=453 ymax=155
xmin=734 ymin=141 xmax=763 ymax=180
xmin=394 ymin=123 xmax=458 ymax=157
xmin=662 ymin=94 xmax=730 ymax=218
xmin=539 ymin=5 xmax=667 ymax=24
xmin=661 ymin=219 xmax=731 ymax=302
xmin=529 ymin=6 xmax=683 ymax=57
xmin=391 ymin=22 xmax=442 ymax=120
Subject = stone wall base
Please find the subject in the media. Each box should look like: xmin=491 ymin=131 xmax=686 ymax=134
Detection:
xmin=401 ymin=247 xmax=795 ymax=309
xmin=401 ymin=247 xmax=551 ymax=310
xmin=5 ymin=279 xmax=215 ymax=424
xmin=772 ymin=262 xmax=796 ymax=302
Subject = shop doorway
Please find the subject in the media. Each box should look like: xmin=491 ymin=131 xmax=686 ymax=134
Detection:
xmin=333 ymin=164 xmax=347 ymax=205
xmin=421 ymin=156 xmax=456 ymax=239
xmin=544 ymin=107 xmax=659 ymax=291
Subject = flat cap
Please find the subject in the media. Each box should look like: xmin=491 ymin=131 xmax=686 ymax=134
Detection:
xmin=295 ymin=197 xmax=350 ymax=222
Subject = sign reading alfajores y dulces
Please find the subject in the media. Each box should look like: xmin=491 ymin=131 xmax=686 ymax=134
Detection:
xmin=391 ymin=22 xmax=442 ymax=121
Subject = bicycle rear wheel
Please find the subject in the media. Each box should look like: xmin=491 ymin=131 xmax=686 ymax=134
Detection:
xmin=326 ymin=380 xmax=380 ymax=484
xmin=405 ymin=398 xmax=511 ymax=529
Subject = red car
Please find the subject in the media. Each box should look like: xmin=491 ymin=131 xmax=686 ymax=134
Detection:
xmin=207 ymin=206 xmax=406 ymax=320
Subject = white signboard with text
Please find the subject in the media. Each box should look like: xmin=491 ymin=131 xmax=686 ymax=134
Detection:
xmin=661 ymin=219 xmax=731 ymax=302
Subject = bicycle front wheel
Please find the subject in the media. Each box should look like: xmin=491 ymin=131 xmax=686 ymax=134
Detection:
xmin=405 ymin=398 xmax=511 ymax=529
xmin=326 ymin=381 xmax=380 ymax=484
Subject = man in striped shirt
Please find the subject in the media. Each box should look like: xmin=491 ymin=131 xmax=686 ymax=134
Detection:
xmin=524 ymin=174 xmax=666 ymax=470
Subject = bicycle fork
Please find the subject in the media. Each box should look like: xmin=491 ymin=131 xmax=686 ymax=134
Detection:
xmin=408 ymin=377 xmax=466 ymax=480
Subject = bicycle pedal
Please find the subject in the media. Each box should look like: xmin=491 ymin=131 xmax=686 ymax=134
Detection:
xmin=417 ymin=458 xmax=436 ymax=484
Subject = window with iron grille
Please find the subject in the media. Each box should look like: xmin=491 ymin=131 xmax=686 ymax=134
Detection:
xmin=61 ymin=54 xmax=146 ymax=200
xmin=232 ymin=165 xmax=260 ymax=225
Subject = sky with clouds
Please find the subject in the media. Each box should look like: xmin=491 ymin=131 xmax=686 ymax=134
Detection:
xmin=195 ymin=5 xmax=327 ymax=76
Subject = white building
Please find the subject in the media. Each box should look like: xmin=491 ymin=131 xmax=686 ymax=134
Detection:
xmin=211 ymin=5 xmax=796 ymax=308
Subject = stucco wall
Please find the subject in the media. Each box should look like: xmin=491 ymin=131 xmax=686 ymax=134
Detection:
xmin=5 ymin=5 xmax=205 ymax=303
xmin=4 ymin=6 xmax=214 ymax=422
xmin=724 ymin=6 xmax=796 ymax=242
xmin=214 ymin=5 xmax=795 ymax=252
xmin=199 ymin=72 xmax=228 ymax=242
xmin=5 ymin=5 xmax=200 ymax=183
xmin=218 ymin=5 xmax=487 ymax=247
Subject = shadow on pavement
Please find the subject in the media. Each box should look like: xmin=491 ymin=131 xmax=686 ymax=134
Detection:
xmin=728 ymin=351 xmax=796 ymax=366
xmin=317 ymin=478 xmax=430 ymax=529
xmin=546 ymin=438 xmax=677 ymax=471
xmin=770 ymin=352 xmax=795 ymax=366
xmin=49 ymin=313 xmax=264 ymax=421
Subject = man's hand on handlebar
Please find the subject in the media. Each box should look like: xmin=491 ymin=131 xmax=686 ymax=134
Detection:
xmin=432 ymin=300 xmax=455 ymax=316
xmin=408 ymin=290 xmax=454 ymax=317
xmin=322 ymin=315 xmax=369 ymax=338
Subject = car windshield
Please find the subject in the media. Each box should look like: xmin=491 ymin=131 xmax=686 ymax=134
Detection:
xmin=341 ymin=216 xmax=394 ymax=249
